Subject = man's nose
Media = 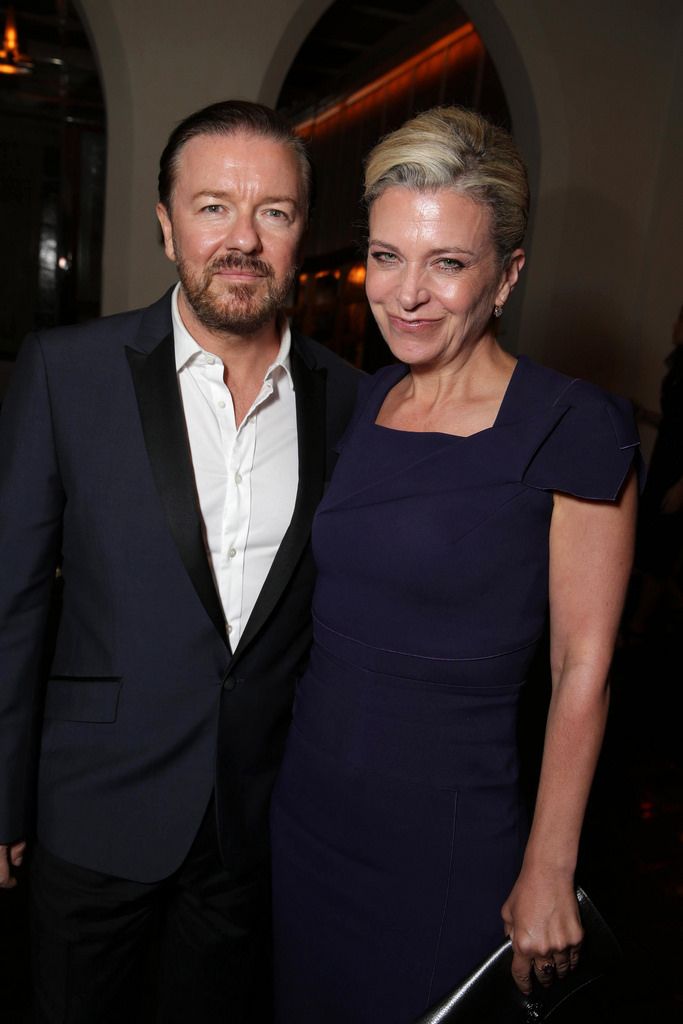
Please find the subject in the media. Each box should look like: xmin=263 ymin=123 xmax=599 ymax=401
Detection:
xmin=224 ymin=212 xmax=262 ymax=253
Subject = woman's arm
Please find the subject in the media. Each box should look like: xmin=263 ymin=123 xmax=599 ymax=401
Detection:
xmin=501 ymin=472 xmax=638 ymax=994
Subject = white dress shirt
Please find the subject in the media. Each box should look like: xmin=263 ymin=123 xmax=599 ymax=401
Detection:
xmin=172 ymin=284 xmax=299 ymax=648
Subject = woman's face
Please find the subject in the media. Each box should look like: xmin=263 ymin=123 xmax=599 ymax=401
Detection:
xmin=366 ymin=186 xmax=524 ymax=371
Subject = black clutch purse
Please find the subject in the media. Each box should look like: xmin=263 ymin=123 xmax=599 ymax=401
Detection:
xmin=414 ymin=888 xmax=622 ymax=1023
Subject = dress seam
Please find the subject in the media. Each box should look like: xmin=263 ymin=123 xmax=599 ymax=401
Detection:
xmin=313 ymin=615 xmax=541 ymax=664
xmin=426 ymin=790 xmax=459 ymax=1008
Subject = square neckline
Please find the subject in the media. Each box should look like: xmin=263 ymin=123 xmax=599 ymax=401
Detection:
xmin=371 ymin=356 xmax=526 ymax=440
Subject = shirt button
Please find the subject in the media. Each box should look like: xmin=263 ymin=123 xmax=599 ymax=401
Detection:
xmin=228 ymin=547 xmax=236 ymax=558
xmin=234 ymin=472 xmax=242 ymax=484
xmin=207 ymin=356 xmax=215 ymax=365
xmin=226 ymin=623 xmax=233 ymax=635
xmin=217 ymin=400 xmax=226 ymax=409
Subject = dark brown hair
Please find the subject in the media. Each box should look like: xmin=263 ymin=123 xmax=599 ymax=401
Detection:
xmin=158 ymin=99 xmax=311 ymax=216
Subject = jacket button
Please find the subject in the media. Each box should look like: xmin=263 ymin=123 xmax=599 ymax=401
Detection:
xmin=222 ymin=673 xmax=237 ymax=692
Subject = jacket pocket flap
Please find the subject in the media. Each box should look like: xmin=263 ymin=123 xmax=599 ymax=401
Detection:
xmin=44 ymin=677 xmax=122 ymax=723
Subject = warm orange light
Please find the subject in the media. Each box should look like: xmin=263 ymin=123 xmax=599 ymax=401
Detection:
xmin=0 ymin=7 xmax=33 ymax=76
xmin=347 ymin=264 xmax=366 ymax=286
xmin=296 ymin=22 xmax=479 ymax=135
xmin=299 ymin=272 xmax=308 ymax=283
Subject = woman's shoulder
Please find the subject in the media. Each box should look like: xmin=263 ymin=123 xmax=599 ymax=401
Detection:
xmin=333 ymin=363 xmax=406 ymax=452
xmin=516 ymin=356 xmax=626 ymax=413
xmin=515 ymin=356 xmax=643 ymax=500
xmin=352 ymin=362 xmax=406 ymax=410
xmin=515 ymin=356 xmax=637 ymax=442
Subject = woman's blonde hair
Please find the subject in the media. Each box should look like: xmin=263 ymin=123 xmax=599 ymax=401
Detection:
xmin=364 ymin=106 xmax=529 ymax=267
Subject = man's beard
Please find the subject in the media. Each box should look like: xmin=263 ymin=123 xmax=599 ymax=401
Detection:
xmin=176 ymin=249 xmax=295 ymax=336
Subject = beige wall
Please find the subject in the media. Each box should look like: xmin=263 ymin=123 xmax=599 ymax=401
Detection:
xmin=74 ymin=0 xmax=682 ymax=427
xmin=462 ymin=1 xmax=683 ymax=419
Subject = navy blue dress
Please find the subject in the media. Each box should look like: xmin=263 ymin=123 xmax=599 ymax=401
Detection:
xmin=271 ymin=357 xmax=640 ymax=1024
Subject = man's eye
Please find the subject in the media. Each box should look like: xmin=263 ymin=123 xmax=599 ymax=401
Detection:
xmin=264 ymin=209 xmax=289 ymax=220
xmin=201 ymin=204 xmax=223 ymax=214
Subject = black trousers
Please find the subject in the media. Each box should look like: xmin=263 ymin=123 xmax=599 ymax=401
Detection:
xmin=29 ymin=799 xmax=272 ymax=1024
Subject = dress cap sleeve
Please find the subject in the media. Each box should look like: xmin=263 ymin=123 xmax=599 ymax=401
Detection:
xmin=522 ymin=380 xmax=644 ymax=500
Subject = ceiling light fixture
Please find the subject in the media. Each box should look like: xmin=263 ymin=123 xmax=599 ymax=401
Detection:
xmin=0 ymin=6 xmax=34 ymax=75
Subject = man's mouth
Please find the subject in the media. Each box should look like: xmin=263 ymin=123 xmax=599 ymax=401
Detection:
xmin=211 ymin=255 xmax=272 ymax=279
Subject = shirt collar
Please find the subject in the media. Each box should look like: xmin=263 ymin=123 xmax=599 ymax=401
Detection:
xmin=171 ymin=282 xmax=293 ymax=388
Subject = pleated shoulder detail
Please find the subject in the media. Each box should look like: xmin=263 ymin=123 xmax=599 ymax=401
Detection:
xmin=519 ymin=370 xmax=643 ymax=500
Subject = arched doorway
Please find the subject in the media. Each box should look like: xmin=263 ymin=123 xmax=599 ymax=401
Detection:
xmin=274 ymin=1 xmax=515 ymax=370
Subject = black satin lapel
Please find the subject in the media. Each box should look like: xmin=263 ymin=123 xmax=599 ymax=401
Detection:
xmin=125 ymin=334 xmax=228 ymax=644
xmin=233 ymin=350 xmax=327 ymax=656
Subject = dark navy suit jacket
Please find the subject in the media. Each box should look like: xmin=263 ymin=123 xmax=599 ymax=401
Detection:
xmin=0 ymin=289 xmax=360 ymax=882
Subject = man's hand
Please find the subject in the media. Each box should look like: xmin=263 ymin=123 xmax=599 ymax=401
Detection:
xmin=0 ymin=841 xmax=26 ymax=889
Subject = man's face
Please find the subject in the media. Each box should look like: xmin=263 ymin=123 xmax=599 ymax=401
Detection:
xmin=156 ymin=131 xmax=306 ymax=336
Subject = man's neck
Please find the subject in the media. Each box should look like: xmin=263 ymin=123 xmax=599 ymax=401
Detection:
xmin=178 ymin=290 xmax=283 ymax=425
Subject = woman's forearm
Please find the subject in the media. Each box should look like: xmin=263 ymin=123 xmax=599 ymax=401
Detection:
xmin=522 ymin=667 xmax=610 ymax=875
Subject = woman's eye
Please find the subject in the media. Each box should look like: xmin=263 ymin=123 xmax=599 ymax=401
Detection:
xmin=436 ymin=258 xmax=463 ymax=271
xmin=370 ymin=251 xmax=398 ymax=264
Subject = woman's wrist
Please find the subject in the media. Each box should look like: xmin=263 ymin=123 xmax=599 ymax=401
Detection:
xmin=519 ymin=847 xmax=577 ymax=880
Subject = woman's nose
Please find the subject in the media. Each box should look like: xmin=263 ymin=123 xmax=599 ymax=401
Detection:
xmin=397 ymin=266 xmax=429 ymax=309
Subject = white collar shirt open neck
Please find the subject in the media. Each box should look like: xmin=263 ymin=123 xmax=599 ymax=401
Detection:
xmin=171 ymin=282 xmax=299 ymax=649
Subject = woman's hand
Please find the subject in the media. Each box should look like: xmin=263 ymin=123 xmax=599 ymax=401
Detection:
xmin=501 ymin=870 xmax=583 ymax=994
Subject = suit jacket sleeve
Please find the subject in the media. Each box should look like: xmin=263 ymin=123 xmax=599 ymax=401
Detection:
xmin=0 ymin=333 xmax=65 ymax=842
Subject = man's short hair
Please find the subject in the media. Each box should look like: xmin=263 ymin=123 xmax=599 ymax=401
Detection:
xmin=158 ymin=99 xmax=312 ymax=217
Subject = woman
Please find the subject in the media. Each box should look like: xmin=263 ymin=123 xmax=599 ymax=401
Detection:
xmin=271 ymin=107 xmax=640 ymax=1024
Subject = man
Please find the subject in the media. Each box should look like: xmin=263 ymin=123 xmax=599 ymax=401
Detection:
xmin=0 ymin=100 xmax=360 ymax=1022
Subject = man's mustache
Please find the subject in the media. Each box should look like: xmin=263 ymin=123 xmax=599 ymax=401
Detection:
xmin=209 ymin=254 xmax=274 ymax=277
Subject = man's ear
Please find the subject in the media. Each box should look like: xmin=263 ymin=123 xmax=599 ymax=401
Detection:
xmin=156 ymin=203 xmax=176 ymax=262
